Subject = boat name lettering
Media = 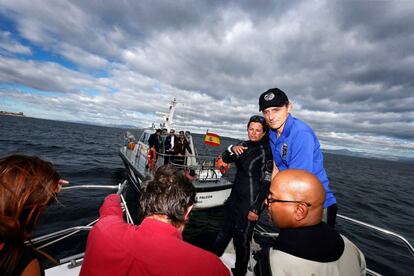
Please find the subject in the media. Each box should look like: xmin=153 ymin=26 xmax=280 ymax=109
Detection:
xmin=197 ymin=195 xmax=213 ymax=199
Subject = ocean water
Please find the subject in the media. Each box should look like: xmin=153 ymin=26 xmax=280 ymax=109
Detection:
xmin=1 ymin=115 xmax=413 ymax=275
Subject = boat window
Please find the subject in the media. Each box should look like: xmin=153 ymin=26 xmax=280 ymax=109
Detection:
xmin=139 ymin=132 xmax=150 ymax=144
xmin=139 ymin=133 xmax=146 ymax=143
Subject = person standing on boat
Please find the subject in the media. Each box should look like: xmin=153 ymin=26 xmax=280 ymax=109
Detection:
xmin=259 ymin=88 xmax=337 ymax=227
xmin=148 ymin=128 xmax=162 ymax=152
xmin=255 ymin=169 xmax=366 ymax=275
xmin=173 ymin=130 xmax=192 ymax=167
xmin=211 ymin=115 xmax=273 ymax=276
xmin=147 ymin=129 xmax=162 ymax=171
xmin=0 ymin=155 xmax=66 ymax=276
xmin=80 ymin=165 xmax=230 ymax=276
xmin=164 ymin=128 xmax=177 ymax=165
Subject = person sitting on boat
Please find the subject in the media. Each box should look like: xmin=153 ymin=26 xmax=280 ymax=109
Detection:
xmin=211 ymin=115 xmax=273 ymax=276
xmin=173 ymin=130 xmax=192 ymax=167
xmin=164 ymin=128 xmax=177 ymax=165
xmin=254 ymin=169 xmax=366 ymax=276
xmin=80 ymin=165 xmax=230 ymax=276
xmin=0 ymin=155 xmax=66 ymax=276
xmin=148 ymin=128 xmax=162 ymax=152
xmin=259 ymin=88 xmax=338 ymax=227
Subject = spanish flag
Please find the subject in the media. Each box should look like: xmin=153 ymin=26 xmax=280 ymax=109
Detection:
xmin=204 ymin=131 xmax=221 ymax=147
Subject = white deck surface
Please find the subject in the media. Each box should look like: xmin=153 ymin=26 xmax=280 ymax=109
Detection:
xmin=45 ymin=263 xmax=81 ymax=276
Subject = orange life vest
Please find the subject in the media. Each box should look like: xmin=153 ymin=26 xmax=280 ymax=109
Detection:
xmin=147 ymin=147 xmax=157 ymax=170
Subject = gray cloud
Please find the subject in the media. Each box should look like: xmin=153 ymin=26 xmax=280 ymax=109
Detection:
xmin=0 ymin=0 xmax=413 ymax=159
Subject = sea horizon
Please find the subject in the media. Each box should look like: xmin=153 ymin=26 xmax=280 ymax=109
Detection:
xmin=1 ymin=113 xmax=412 ymax=165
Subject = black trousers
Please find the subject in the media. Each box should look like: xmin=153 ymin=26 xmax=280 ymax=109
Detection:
xmin=211 ymin=214 xmax=255 ymax=276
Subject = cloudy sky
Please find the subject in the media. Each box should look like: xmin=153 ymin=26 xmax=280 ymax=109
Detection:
xmin=0 ymin=0 xmax=413 ymax=160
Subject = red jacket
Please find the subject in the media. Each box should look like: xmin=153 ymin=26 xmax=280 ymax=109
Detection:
xmin=80 ymin=194 xmax=230 ymax=276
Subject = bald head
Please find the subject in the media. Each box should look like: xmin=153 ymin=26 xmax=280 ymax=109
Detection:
xmin=268 ymin=169 xmax=326 ymax=228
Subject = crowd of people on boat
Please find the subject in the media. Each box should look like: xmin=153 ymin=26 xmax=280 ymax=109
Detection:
xmin=0 ymin=88 xmax=367 ymax=276
xmin=147 ymin=128 xmax=193 ymax=170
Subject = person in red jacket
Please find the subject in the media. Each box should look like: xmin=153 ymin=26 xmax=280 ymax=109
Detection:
xmin=80 ymin=165 xmax=230 ymax=276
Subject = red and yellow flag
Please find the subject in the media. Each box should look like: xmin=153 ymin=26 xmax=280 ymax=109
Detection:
xmin=204 ymin=131 xmax=221 ymax=147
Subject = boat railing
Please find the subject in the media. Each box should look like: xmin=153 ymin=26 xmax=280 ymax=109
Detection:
xmin=337 ymin=214 xmax=414 ymax=256
xmin=156 ymin=153 xmax=227 ymax=182
xmin=29 ymin=182 xmax=132 ymax=253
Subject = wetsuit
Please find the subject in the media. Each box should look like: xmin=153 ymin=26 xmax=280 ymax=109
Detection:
xmin=212 ymin=139 xmax=273 ymax=276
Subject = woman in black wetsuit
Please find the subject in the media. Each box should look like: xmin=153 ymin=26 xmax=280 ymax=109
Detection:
xmin=211 ymin=115 xmax=273 ymax=276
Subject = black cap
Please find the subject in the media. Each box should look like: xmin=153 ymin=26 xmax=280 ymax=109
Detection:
xmin=258 ymin=88 xmax=289 ymax=111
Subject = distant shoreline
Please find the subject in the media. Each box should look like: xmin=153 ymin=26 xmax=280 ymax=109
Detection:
xmin=0 ymin=111 xmax=25 ymax=117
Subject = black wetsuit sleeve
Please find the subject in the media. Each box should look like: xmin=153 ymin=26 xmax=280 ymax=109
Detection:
xmin=249 ymin=145 xmax=273 ymax=214
xmin=221 ymin=146 xmax=238 ymax=164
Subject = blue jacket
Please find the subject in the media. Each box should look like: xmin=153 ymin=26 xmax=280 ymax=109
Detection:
xmin=269 ymin=114 xmax=336 ymax=208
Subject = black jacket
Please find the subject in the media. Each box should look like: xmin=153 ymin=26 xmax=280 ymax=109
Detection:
xmin=148 ymin=133 xmax=162 ymax=151
xmin=223 ymin=139 xmax=273 ymax=229
xmin=164 ymin=135 xmax=177 ymax=152
xmin=174 ymin=138 xmax=192 ymax=155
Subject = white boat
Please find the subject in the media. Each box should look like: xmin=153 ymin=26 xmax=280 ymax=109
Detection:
xmin=119 ymin=98 xmax=233 ymax=209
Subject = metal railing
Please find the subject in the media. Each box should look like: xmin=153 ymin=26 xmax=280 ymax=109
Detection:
xmin=62 ymin=185 xmax=120 ymax=191
xmin=153 ymin=152 xmax=227 ymax=182
xmin=337 ymin=214 xmax=414 ymax=256
xmin=29 ymin=183 xmax=125 ymax=249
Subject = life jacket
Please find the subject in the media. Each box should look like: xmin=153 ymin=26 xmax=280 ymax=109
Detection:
xmin=147 ymin=147 xmax=157 ymax=171
xmin=215 ymin=156 xmax=230 ymax=174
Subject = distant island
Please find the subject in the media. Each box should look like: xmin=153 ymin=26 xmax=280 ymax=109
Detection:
xmin=0 ymin=111 xmax=25 ymax=117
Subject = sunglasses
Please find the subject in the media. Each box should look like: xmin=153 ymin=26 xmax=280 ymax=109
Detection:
xmin=249 ymin=115 xmax=266 ymax=124
xmin=266 ymin=196 xmax=312 ymax=207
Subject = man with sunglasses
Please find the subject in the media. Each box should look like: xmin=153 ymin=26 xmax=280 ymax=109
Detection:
xmin=254 ymin=169 xmax=365 ymax=275
xmin=259 ymin=88 xmax=337 ymax=227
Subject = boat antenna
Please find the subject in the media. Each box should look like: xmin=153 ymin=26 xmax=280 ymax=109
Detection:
xmin=164 ymin=98 xmax=177 ymax=131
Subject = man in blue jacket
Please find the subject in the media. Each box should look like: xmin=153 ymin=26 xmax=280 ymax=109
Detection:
xmin=258 ymin=88 xmax=337 ymax=226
